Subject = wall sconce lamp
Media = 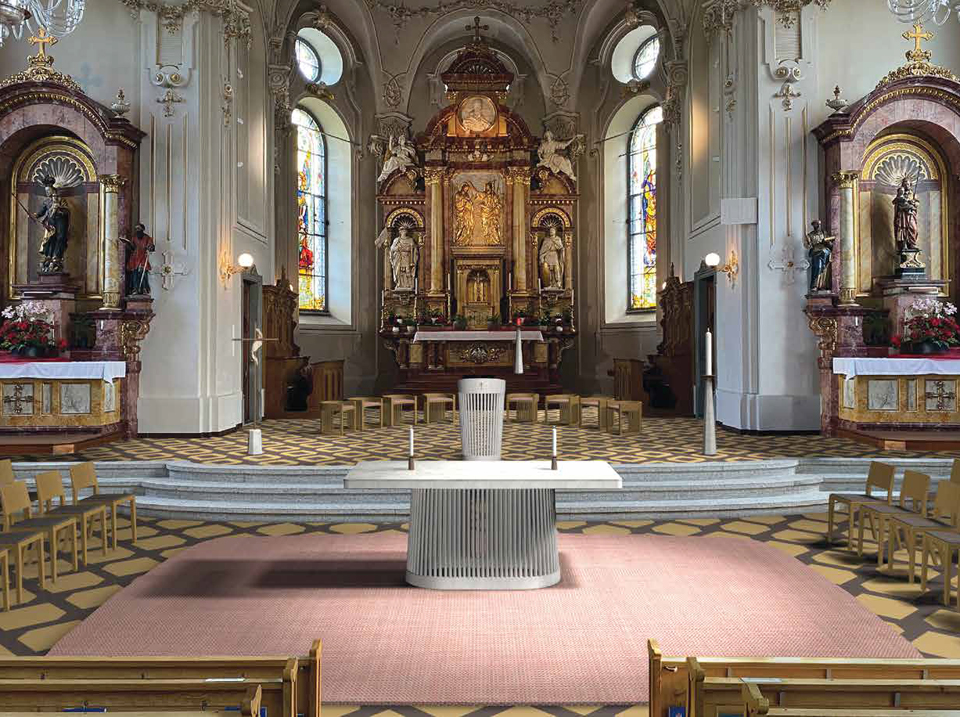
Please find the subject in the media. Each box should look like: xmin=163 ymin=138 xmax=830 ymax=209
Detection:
xmin=219 ymin=250 xmax=255 ymax=288
xmin=704 ymin=250 xmax=739 ymax=287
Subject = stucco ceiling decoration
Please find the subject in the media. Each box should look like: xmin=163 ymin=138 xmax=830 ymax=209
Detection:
xmin=701 ymin=0 xmax=832 ymax=37
xmin=118 ymin=0 xmax=251 ymax=44
xmin=362 ymin=0 xmax=582 ymax=43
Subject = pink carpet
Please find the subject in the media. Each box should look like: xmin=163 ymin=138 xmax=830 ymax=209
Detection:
xmin=50 ymin=533 xmax=920 ymax=705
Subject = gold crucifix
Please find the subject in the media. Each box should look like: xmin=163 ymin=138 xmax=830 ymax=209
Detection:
xmin=466 ymin=16 xmax=488 ymax=44
xmin=28 ymin=27 xmax=58 ymax=59
xmin=903 ymin=22 xmax=933 ymax=62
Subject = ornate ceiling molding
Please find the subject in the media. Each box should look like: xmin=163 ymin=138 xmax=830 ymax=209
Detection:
xmin=362 ymin=0 xmax=583 ymax=43
xmin=702 ymin=0 xmax=832 ymax=38
xmin=119 ymin=0 xmax=251 ymax=44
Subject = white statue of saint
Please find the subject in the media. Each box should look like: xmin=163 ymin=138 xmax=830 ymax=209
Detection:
xmin=537 ymin=130 xmax=583 ymax=183
xmin=539 ymin=225 xmax=565 ymax=289
xmin=377 ymin=225 xmax=418 ymax=291
xmin=377 ymin=135 xmax=419 ymax=183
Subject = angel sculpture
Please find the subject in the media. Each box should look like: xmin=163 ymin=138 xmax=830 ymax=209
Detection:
xmin=376 ymin=134 xmax=419 ymax=184
xmin=537 ymin=130 xmax=584 ymax=183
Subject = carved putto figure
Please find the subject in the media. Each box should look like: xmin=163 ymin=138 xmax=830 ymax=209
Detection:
xmin=537 ymin=130 xmax=584 ymax=183
xmin=802 ymin=219 xmax=835 ymax=293
xmin=539 ymin=225 xmax=565 ymax=290
xmin=377 ymin=135 xmax=419 ymax=184
xmin=893 ymin=176 xmax=920 ymax=253
xmin=377 ymin=224 xmax=419 ymax=291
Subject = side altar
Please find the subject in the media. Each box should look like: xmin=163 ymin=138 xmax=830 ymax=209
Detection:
xmin=372 ymin=21 xmax=581 ymax=396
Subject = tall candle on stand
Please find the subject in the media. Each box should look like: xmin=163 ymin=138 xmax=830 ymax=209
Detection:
xmin=551 ymin=427 xmax=558 ymax=470
xmin=408 ymin=426 xmax=415 ymax=470
xmin=705 ymin=329 xmax=713 ymax=376
xmin=409 ymin=426 xmax=414 ymax=456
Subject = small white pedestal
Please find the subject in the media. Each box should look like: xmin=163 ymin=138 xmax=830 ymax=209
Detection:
xmin=247 ymin=428 xmax=263 ymax=455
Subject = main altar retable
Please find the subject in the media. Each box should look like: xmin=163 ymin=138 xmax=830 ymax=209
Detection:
xmin=375 ymin=22 xmax=578 ymax=395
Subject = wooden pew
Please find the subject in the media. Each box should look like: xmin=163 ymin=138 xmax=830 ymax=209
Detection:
xmin=0 ymin=677 xmax=283 ymax=715
xmin=742 ymin=682 xmax=960 ymax=717
xmin=0 ymin=640 xmax=320 ymax=717
xmin=648 ymin=640 xmax=960 ymax=717
xmin=691 ymin=672 xmax=960 ymax=717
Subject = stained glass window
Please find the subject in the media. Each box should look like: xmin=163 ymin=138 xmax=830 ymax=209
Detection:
xmin=628 ymin=104 xmax=662 ymax=311
xmin=294 ymin=106 xmax=327 ymax=313
xmin=633 ymin=35 xmax=660 ymax=81
xmin=296 ymin=38 xmax=320 ymax=82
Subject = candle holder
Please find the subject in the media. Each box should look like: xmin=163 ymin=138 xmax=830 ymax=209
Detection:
xmin=551 ymin=455 xmax=558 ymax=471
xmin=408 ymin=455 xmax=416 ymax=471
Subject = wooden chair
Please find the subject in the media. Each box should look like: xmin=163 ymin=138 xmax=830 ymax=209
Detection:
xmin=506 ymin=393 xmax=538 ymax=423
xmin=68 ymin=462 xmax=138 ymax=550
xmin=1 ymin=480 xmax=77 ymax=584
xmin=544 ymin=394 xmax=581 ymax=425
xmin=320 ymin=400 xmax=357 ymax=435
xmin=920 ymin=501 xmax=960 ymax=611
xmin=383 ymin=394 xmax=418 ymax=426
xmin=887 ymin=480 xmax=960 ymax=583
xmin=579 ymin=396 xmax=610 ymax=429
xmin=0 ymin=459 xmax=13 ymax=486
xmin=858 ymin=469 xmax=930 ymax=567
xmin=826 ymin=461 xmax=894 ymax=548
xmin=423 ymin=393 xmax=456 ymax=424
xmin=0 ymin=545 xmax=9 ymax=612
xmin=952 ymin=458 xmax=960 ymax=484
xmin=35 ymin=470 xmax=108 ymax=565
xmin=349 ymin=396 xmax=385 ymax=430
xmin=0 ymin=527 xmax=44 ymax=606
xmin=606 ymin=400 xmax=642 ymax=435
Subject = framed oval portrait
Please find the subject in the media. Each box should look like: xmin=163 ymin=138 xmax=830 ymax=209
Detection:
xmin=458 ymin=95 xmax=497 ymax=133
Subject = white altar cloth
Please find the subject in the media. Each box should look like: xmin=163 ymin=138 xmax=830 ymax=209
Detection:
xmin=0 ymin=361 xmax=127 ymax=382
xmin=832 ymin=357 xmax=960 ymax=379
xmin=413 ymin=330 xmax=544 ymax=342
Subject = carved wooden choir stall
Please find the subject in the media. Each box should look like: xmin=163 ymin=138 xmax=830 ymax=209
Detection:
xmin=805 ymin=24 xmax=960 ymax=445
xmin=375 ymin=22 xmax=580 ymax=397
xmin=0 ymin=35 xmax=152 ymax=451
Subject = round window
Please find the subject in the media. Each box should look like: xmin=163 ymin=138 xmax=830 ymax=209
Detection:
xmin=296 ymin=38 xmax=321 ymax=82
xmin=633 ymin=35 xmax=660 ymax=81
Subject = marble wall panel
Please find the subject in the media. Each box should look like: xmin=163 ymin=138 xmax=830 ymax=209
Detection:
xmin=2 ymin=383 xmax=34 ymax=416
xmin=60 ymin=383 xmax=92 ymax=414
xmin=867 ymin=379 xmax=898 ymax=411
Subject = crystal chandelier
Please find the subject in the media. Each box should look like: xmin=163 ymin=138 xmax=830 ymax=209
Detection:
xmin=888 ymin=0 xmax=960 ymax=24
xmin=0 ymin=0 xmax=85 ymax=45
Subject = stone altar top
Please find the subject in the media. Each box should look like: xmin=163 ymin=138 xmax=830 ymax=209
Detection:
xmin=833 ymin=356 xmax=960 ymax=378
xmin=345 ymin=460 xmax=622 ymax=490
xmin=413 ymin=330 xmax=544 ymax=342
xmin=0 ymin=360 xmax=127 ymax=382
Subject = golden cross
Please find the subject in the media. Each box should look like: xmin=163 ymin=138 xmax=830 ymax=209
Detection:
xmin=466 ymin=16 xmax=488 ymax=44
xmin=903 ymin=22 xmax=933 ymax=54
xmin=28 ymin=27 xmax=58 ymax=58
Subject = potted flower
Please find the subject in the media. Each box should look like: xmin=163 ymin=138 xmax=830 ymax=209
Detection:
xmin=893 ymin=297 xmax=959 ymax=355
xmin=512 ymin=308 xmax=528 ymax=326
xmin=488 ymin=314 xmax=500 ymax=329
xmin=453 ymin=314 xmax=468 ymax=330
xmin=0 ymin=301 xmax=64 ymax=358
xmin=428 ymin=309 xmax=444 ymax=326
xmin=405 ymin=317 xmax=416 ymax=334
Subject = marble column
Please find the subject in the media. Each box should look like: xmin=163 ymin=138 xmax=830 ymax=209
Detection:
xmin=100 ymin=174 xmax=127 ymax=309
xmin=426 ymin=169 xmax=444 ymax=293
xmin=833 ymin=170 xmax=859 ymax=306
xmin=511 ymin=168 xmax=530 ymax=291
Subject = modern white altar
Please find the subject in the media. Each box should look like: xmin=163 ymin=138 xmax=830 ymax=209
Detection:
xmin=345 ymin=460 xmax=622 ymax=590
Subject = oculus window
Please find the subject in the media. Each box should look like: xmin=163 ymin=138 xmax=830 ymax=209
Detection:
xmin=296 ymin=38 xmax=321 ymax=82
xmin=633 ymin=35 xmax=660 ymax=81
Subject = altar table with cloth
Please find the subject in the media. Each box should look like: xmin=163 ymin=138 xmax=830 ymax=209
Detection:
xmin=0 ymin=361 xmax=126 ymax=431
xmin=345 ymin=459 xmax=622 ymax=590
xmin=832 ymin=356 xmax=960 ymax=428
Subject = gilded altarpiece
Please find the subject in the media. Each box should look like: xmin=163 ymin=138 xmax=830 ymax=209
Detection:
xmin=377 ymin=31 xmax=577 ymax=394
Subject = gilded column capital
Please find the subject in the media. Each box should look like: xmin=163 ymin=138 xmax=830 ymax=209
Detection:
xmin=100 ymin=174 xmax=127 ymax=192
xmin=508 ymin=166 xmax=532 ymax=182
xmin=832 ymin=170 xmax=859 ymax=188
xmin=424 ymin=168 xmax=445 ymax=185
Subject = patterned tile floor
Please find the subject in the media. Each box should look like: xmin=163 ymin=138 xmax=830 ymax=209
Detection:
xmin=1 ymin=512 xmax=958 ymax=716
xmin=5 ymin=414 xmax=943 ymax=465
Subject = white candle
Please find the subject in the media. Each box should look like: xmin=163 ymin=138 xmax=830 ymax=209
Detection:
xmin=552 ymin=427 xmax=557 ymax=457
xmin=409 ymin=426 xmax=414 ymax=457
xmin=705 ymin=329 xmax=713 ymax=376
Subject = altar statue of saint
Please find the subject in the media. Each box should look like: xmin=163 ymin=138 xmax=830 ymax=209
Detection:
xmin=537 ymin=130 xmax=583 ymax=183
xmin=477 ymin=181 xmax=502 ymax=245
xmin=377 ymin=135 xmax=419 ymax=184
xmin=120 ymin=223 xmax=156 ymax=296
xmin=388 ymin=225 xmax=418 ymax=291
xmin=802 ymin=219 xmax=835 ymax=293
xmin=893 ymin=177 xmax=920 ymax=253
xmin=454 ymin=183 xmax=475 ymax=245
xmin=539 ymin=225 xmax=565 ymax=289
xmin=33 ymin=175 xmax=70 ymax=274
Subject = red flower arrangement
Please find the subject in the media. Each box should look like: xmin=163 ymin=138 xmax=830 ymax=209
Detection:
xmin=892 ymin=298 xmax=960 ymax=354
xmin=0 ymin=301 xmax=63 ymax=355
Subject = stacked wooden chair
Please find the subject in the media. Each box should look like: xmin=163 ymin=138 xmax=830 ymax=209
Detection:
xmin=826 ymin=461 xmax=895 ymax=547
xmin=857 ymin=468 xmax=930 ymax=567
xmin=887 ymin=479 xmax=960 ymax=583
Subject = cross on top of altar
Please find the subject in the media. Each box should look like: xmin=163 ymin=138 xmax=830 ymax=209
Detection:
xmin=903 ymin=22 xmax=933 ymax=62
xmin=29 ymin=28 xmax=57 ymax=59
xmin=466 ymin=16 xmax=489 ymax=44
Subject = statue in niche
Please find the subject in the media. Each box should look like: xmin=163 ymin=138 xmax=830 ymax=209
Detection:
xmin=29 ymin=175 xmax=71 ymax=274
xmin=537 ymin=130 xmax=584 ymax=183
xmin=539 ymin=225 xmax=565 ymax=290
xmin=468 ymin=270 xmax=490 ymax=303
xmin=453 ymin=180 xmax=503 ymax=246
xmin=893 ymin=177 xmax=923 ymax=267
xmin=376 ymin=135 xmax=419 ymax=184
xmin=120 ymin=223 xmax=156 ymax=296
xmin=803 ymin=219 xmax=835 ymax=293
xmin=376 ymin=224 xmax=419 ymax=291
xmin=477 ymin=181 xmax=503 ymax=245
xmin=454 ymin=183 xmax=475 ymax=245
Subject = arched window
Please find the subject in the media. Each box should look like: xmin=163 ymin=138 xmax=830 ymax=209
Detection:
xmin=628 ymin=104 xmax=662 ymax=311
xmin=633 ymin=35 xmax=660 ymax=81
xmin=293 ymin=106 xmax=327 ymax=313
xmin=295 ymin=38 xmax=321 ymax=81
